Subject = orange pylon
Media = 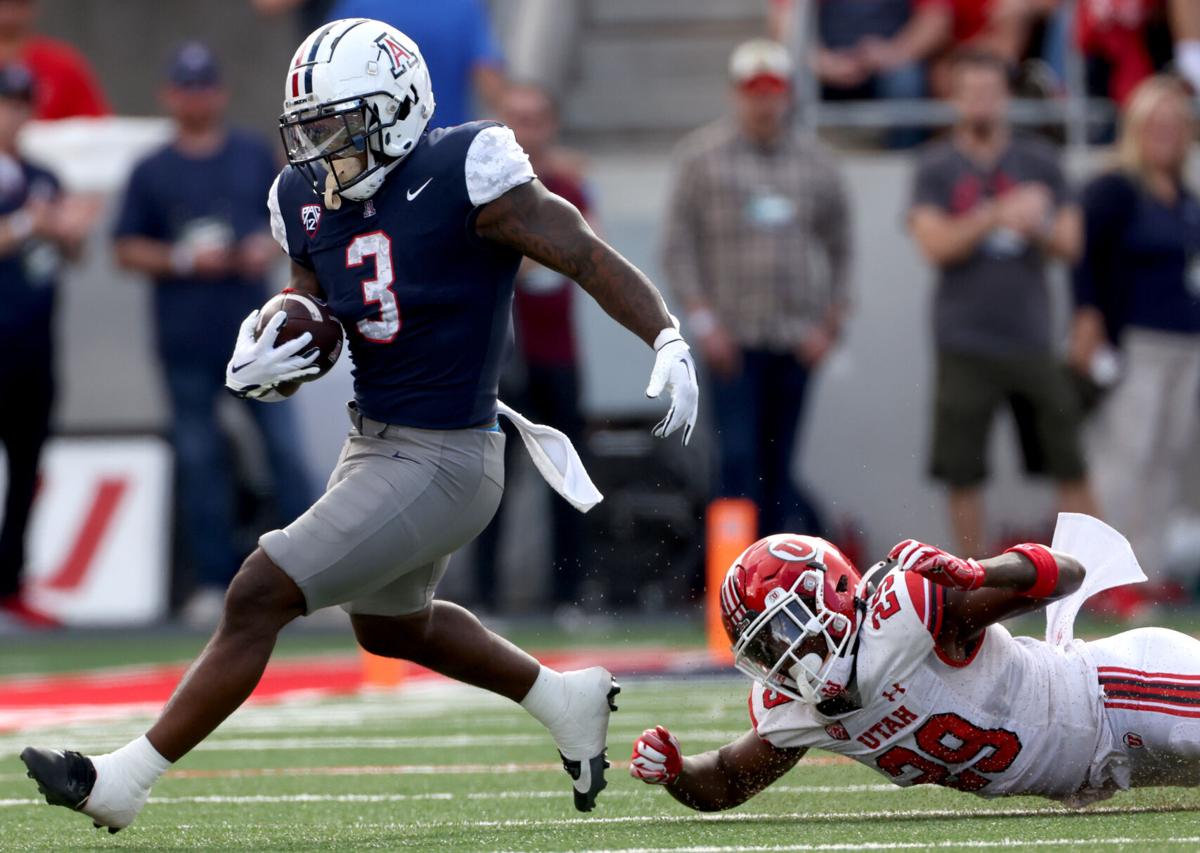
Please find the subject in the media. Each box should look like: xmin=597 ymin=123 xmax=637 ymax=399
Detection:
xmin=705 ymin=498 xmax=758 ymax=663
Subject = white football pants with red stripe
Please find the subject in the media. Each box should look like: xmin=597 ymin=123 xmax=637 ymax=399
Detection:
xmin=1089 ymin=627 xmax=1200 ymax=787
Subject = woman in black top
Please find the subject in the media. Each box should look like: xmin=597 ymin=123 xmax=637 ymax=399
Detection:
xmin=1071 ymin=74 xmax=1200 ymax=602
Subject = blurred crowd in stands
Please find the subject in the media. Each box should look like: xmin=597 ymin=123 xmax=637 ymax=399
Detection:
xmin=2 ymin=0 xmax=1200 ymax=630
xmin=774 ymin=0 xmax=1200 ymax=142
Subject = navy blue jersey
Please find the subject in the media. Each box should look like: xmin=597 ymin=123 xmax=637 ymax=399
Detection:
xmin=1074 ymin=171 xmax=1200 ymax=342
xmin=269 ymin=121 xmax=533 ymax=429
xmin=0 ymin=159 xmax=60 ymax=355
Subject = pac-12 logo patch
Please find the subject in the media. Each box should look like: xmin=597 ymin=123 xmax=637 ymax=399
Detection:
xmin=1123 ymin=732 xmax=1144 ymax=749
xmin=300 ymin=203 xmax=322 ymax=237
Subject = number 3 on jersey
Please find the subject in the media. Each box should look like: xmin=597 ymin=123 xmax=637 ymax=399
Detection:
xmin=347 ymin=231 xmax=399 ymax=343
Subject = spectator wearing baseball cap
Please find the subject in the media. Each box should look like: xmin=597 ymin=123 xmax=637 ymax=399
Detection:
xmin=662 ymin=39 xmax=852 ymax=539
xmin=113 ymin=42 xmax=315 ymax=628
xmin=0 ymin=0 xmax=108 ymax=119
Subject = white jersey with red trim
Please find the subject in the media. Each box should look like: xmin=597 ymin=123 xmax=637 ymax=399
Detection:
xmin=749 ymin=565 xmax=1112 ymax=800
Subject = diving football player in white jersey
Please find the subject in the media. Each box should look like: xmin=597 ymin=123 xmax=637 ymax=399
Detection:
xmin=630 ymin=533 xmax=1200 ymax=807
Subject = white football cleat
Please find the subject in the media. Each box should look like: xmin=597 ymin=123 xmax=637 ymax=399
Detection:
xmin=550 ymin=667 xmax=620 ymax=812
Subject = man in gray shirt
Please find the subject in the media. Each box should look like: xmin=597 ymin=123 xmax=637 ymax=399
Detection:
xmin=908 ymin=51 xmax=1098 ymax=556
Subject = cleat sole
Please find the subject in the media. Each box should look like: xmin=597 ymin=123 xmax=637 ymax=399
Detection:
xmin=569 ymin=752 xmax=609 ymax=813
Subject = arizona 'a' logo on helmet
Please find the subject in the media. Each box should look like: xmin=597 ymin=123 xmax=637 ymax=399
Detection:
xmin=720 ymin=534 xmax=864 ymax=704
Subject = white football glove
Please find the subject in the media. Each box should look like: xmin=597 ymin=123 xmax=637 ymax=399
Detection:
xmin=645 ymin=323 xmax=699 ymax=445
xmin=224 ymin=310 xmax=320 ymax=400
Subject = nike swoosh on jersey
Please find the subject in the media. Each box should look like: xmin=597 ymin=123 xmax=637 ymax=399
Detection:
xmin=406 ymin=178 xmax=433 ymax=201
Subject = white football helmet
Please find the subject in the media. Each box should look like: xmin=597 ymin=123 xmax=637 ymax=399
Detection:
xmin=279 ymin=18 xmax=435 ymax=202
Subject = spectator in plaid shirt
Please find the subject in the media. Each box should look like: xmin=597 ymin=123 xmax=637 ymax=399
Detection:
xmin=662 ymin=39 xmax=851 ymax=538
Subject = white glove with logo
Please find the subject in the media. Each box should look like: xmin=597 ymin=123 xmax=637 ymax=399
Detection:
xmin=225 ymin=310 xmax=320 ymax=399
xmin=645 ymin=322 xmax=699 ymax=445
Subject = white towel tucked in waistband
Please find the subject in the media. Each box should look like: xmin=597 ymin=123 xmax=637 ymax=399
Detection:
xmin=497 ymin=400 xmax=603 ymax=513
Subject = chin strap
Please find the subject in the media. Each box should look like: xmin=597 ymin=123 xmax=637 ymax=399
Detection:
xmin=816 ymin=626 xmax=863 ymax=717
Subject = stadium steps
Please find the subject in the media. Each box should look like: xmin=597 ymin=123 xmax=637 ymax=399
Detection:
xmin=561 ymin=0 xmax=766 ymax=139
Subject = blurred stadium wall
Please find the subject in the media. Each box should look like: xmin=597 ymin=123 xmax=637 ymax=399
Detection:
xmin=17 ymin=0 xmax=1200 ymax=593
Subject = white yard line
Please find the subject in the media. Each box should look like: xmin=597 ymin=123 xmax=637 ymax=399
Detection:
xmin=0 ymin=729 xmax=748 ymax=754
xmin=2 ymin=797 xmax=1197 ymax=825
xmin=393 ymin=804 xmax=1200 ymax=829
xmin=503 ymin=839 xmax=1200 ymax=853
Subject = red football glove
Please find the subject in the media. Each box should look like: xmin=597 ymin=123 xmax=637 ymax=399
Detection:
xmin=889 ymin=538 xmax=986 ymax=591
xmin=629 ymin=725 xmax=683 ymax=785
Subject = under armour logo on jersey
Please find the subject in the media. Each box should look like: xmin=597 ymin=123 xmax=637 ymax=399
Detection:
xmin=881 ymin=682 xmax=906 ymax=702
xmin=300 ymin=203 xmax=322 ymax=237
xmin=375 ymin=33 xmax=415 ymax=77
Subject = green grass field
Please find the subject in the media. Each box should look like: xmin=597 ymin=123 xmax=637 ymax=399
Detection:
xmin=4 ymin=668 xmax=1200 ymax=852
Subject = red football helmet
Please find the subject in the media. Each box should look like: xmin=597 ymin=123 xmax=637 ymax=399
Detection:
xmin=720 ymin=534 xmax=864 ymax=703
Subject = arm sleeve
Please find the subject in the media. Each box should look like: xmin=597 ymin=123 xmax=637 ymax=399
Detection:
xmin=266 ymin=172 xmax=312 ymax=267
xmin=464 ymin=125 xmax=536 ymax=206
xmin=660 ymin=148 xmax=708 ymax=307
xmin=267 ymin=173 xmax=290 ymax=253
xmin=747 ymin=683 xmax=820 ymax=749
xmin=113 ymin=163 xmax=161 ymax=240
xmin=868 ymin=571 xmax=940 ymax=657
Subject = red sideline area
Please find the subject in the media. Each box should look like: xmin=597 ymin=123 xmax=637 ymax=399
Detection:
xmin=0 ymin=647 xmax=714 ymax=732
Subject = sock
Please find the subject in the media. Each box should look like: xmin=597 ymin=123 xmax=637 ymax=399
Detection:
xmin=519 ymin=666 xmax=567 ymax=730
xmin=85 ymin=736 xmax=171 ymax=828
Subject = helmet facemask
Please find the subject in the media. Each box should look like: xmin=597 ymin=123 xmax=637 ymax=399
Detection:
xmin=279 ymin=89 xmax=417 ymax=205
xmin=731 ymin=565 xmax=856 ymax=704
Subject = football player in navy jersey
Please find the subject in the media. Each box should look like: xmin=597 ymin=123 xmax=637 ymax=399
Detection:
xmin=21 ymin=18 xmax=699 ymax=832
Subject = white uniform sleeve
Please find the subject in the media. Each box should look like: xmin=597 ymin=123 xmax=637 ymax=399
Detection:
xmin=856 ymin=566 xmax=943 ymax=695
xmin=267 ymin=172 xmax=288 ymax=254
xmin=748 ymin=683 xmax=827 ymax=750
xmin=464 ymin=125 xmax=536 ymax=207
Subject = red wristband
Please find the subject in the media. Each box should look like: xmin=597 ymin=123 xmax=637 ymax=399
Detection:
xmin=1004 ymin=543 xmax=1059 ymax=599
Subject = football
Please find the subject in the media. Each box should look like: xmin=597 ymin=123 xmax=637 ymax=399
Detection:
xmin=254 ymin=289 xmax=344 ymax=396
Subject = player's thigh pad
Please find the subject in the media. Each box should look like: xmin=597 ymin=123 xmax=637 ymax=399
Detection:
xmin=1089 ymin=627 xmax=1200 ymax=786
xmin=259 ymin=427 xmax=504 ymax=614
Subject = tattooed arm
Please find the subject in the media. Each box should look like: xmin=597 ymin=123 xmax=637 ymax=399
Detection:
xmin=474 ymin=179 xmax=672 ymax=347
xmin=475 ymin=179 xmax=700 ymax=442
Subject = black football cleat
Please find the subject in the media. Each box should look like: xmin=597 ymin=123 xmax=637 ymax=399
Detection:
xmin=19 ymin=747 xmax=119 ymax=833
